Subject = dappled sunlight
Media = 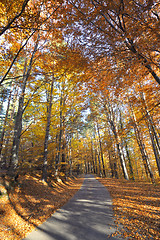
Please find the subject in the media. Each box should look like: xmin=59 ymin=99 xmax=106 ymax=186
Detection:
xmin=98 ymin=178 xmax=160 ymax=239
xmin=0 ymin=175 xmax=83 ymax=240
xmin=22 ymin=175 xmax=120 ymax=240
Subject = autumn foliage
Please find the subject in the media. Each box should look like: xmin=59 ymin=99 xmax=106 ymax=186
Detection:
xmin=0 ymin=0 xmax=160 ymax=239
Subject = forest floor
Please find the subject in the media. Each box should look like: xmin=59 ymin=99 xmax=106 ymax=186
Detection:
xmin=98 ymin=177 xmax=160 ymax=240
xmin=0 ymin=175 xmax=160 ymax=240
xmin=0 ymin=174 xmax=84 ymax=240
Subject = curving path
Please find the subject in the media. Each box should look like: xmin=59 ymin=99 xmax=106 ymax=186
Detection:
xmin=23 ymin=175 xmax=123 ymax=240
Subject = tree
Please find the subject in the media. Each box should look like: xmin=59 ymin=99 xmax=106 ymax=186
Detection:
xmin=42 ymin=74 xmax=54 ymax=182
xmin=65 ymin=0 xmax=160 ymax=85
xmin=9 ymin=33 xmax=40 ymax=178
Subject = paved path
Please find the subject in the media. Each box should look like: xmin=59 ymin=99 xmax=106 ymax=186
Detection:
xmin=23 ymin=175 xmax=123 ymax=240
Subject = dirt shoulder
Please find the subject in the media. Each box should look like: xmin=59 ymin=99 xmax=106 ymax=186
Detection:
xmin=98 ymin=178 xmax=160 ymax=240
xmin=0 ymin=174 xmax=84 ymax=240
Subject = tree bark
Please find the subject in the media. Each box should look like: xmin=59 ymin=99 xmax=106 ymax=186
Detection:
xmin=129 ymin=101 xmax=155 ymax=182
xmin=42 ymin=76 xmax=54 ymax=182
xmin=9 ymin=35 xmax=39 ymax=178
xmin=55 ymin=81 xmax=66 ymax=178
xmin=140 ymin=91 xmax=160 ymax=176
xmin=0 ymin=83 xmax=13 ymax=165
xmin=104 ymin=99 xmax=129 ymax=180
xmin=119 ymin=108 xmax=135 ymax=180
xmin=96 ymin=121 xmax=106 ymax=177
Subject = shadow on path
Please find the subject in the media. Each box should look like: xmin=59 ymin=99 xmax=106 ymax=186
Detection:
xmin=23 ymin=175 xmax=123 ymax=240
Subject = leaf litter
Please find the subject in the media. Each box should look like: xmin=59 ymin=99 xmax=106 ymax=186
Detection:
xmin=98 ymin=178 xmax=160 ymax=240
xmin=0 ymin=174 xmax=83 ymax=240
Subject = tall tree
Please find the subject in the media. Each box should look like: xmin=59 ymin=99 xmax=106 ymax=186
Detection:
xmin=42 ymin=74 xmax=54 ymax=182
xmin=128 ymin=98 xmax=155 ymax=182
xmin=9 ymin=34 xmax=39 ymax=178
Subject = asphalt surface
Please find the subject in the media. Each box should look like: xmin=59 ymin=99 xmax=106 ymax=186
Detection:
xmin=23 ymin=175 xmax=123 ymax=240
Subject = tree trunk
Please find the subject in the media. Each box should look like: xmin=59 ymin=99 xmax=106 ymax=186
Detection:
xmin=125 ymin=141 xmax=135 ymax=180
xmin=106 ymin=113 xmax=129 ymax=179
xmin=42 ymin=76 xmax=54 ymax=182
xmin=0 ymin=83 xmax=13 ymax=167
xmin=129 ymin=101 xmax=155 ymax=182
xmin=140 ymin=90 xmax=160 ymax=176
xmin=103 ymin=97 xmax=129 ymax=180
xmin=9 ymin=35 xmax=39 ymax=178
xmin=2 ymin=86 xmax=18 ymax=169
xmin=91 ymin=140 xmax=97 ymax=174
xmin=147 ymin=121 xmax=160 ymax=176
xmin=119 ymin=108 xmax=134 ymax=180
xmin=96 ymin=121 xmax=106 ymax=177
xmin=55 ymin=81 xmax=66 ymax=178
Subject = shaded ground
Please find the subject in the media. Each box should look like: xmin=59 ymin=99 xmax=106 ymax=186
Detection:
xmin=98 ymin=178 xmax=160 ymax=240
xmin=0 ymin=174 xmax=83 ymax=240
xmin=24 ymin=175 xmax=123 ymax=240
xmin=1 ymin=175 xmax=160 ymax=240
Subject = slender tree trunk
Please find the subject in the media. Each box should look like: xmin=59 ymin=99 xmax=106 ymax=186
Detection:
xmin=0 ymin=83 xmax=13 ymax=166
xmin=9 ymin=35 xmax=39 ymax=178
xmin=119 ymin=108 xmax=134 ymax=180
xmin=61 ymin=130 xmax=66 ymax=177
xmin=125 ymin=141 xmax=135 ymax=180
xmin=93 ymin=144 xmax=98 ymax=175
xmin=2 ymin=86 xmax=18 ymax=168
xmin=140 ymin=91 xmax=160 ymax=176
xmin=42 ymin=76 xmax=54 ymax=182
xmin=91 ymin=140 xmax=96 ymax=174
xmin=55 ymin=82 xmax=66 ymax=178
xmin=103 ymin=97 xmax=129 ymax=180
xmin=68 ymin=136 xmax=72 ymax=176
xmin=95 ymin=148 xmax=101 ymax=176
xmin=107 ymin=149 xmax=114 ymax=178
xmin=113 ymin=162 xmax=119 ymax=179
xmin=9 ymin=60 xmax=27 ymax=176
xmin=96 ymin=121 xmax=106 ymax=176
xmin=129 ymin=101 xmax=155 ymax=182
xmin=108 ymin=119 xmax=129 ymax=180
xmin=147 ymin=121 xmax=160 ymax=176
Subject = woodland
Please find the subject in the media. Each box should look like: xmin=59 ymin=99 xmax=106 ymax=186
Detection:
xmin=0 ymin=1 xmax=160 ymax=239
xmin=0 ymin=0 xmax=160 ymax=184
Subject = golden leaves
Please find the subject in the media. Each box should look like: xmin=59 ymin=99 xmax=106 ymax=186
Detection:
xmin=99 ymin=178 xmax=160 ymax=240
xmin=0 ymin=174 xmax=83 ymax=240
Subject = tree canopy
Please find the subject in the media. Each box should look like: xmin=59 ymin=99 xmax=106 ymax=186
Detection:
xmin=0 ymin=0 xmax=160 ymax=183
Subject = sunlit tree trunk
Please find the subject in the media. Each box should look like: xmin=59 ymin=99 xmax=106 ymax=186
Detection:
xmin=93 ymin=125 xmax=102 ymax=176
xmin=0 ymin=83 xmax=13 ymax=168
xmin=140 ymin=91 xmax=160 ymax=176
xmin=94 ymin=147 xmax=101 ymax=176
xmin=96 ymin=121 xmax=106 ymax=177
xmin=42 ymin=76 xmax=54 ymax=182
xmin=9 ymin=35 xmax=39 ymax=178
xmin=93 ymin=143 xmax=98 ymax=175
xmin=129 ymin=101 xmax=155 ymax=182
xmin=107 ymin=149 xmax=114 ymax=178
xmin=125 ymin=141 xmax=135 ymax=180
xmin=2 ymin=86 xmax=18 ymax=169
xmin=55 ymin=81 xmax=66 ymax=178
xmin=55 ymin=93 xmax=63 ymax=176
xmin=68 ymin=135 xmax=73 ymax=176
xmin=91 ymin=140 xmax=97 ymax=174
xmin=61 ymin=130 xmax=66 ymax=177
xmin=104 ymin=99 xmax=129 ymax=180
xmin=119 ymin=109 xmax=135 ymax=180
